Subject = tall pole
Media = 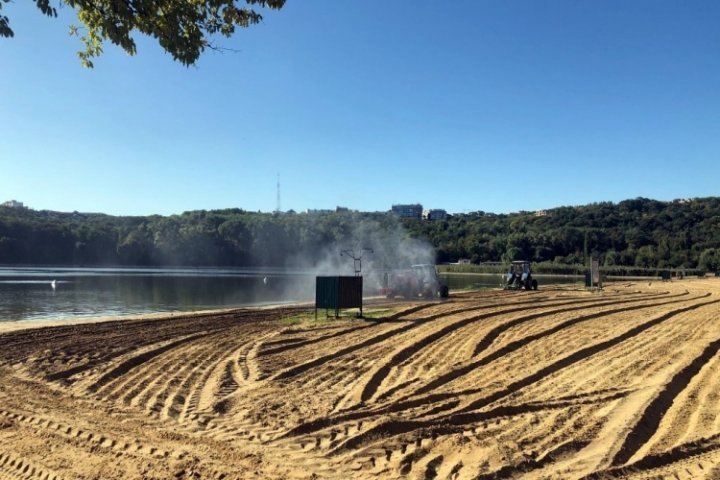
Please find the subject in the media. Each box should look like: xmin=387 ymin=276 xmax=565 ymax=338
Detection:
xmin=276 ymin=173 xmax=281 ymax=214
xmin=341 ymin=247 xmax=373 ymax=276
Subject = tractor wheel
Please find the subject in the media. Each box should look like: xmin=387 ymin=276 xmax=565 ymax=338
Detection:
xmin=532 ymin=279 xmax=538 ymax=290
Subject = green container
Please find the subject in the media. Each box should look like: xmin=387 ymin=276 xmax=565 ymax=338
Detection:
xmin=660 ymin=271 xmax=671 ymax=281
xmin=584 ymin=272 xmax=592 ymax=287
xmin=315 ymin=276 xmax=363 ymax=317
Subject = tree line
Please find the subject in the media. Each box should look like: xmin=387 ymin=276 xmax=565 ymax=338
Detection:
xmin=1 ymin=197 xmax=719 ymax=272
xmin=0 ymin=207 xmax=400 ymax=268
xmin=407 ymin=197 xmax=720 ymax=272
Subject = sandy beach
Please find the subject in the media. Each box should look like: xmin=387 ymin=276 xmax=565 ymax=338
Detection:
xmin=1 ymin=280 xmax=720 ymax=479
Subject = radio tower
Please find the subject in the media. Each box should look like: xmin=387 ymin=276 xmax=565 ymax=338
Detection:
xmin=275 ymin=173 xmax=281 ymax=213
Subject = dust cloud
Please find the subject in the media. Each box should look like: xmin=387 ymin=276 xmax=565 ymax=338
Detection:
xmin=280 ymin=217 xmax=436 ymax=301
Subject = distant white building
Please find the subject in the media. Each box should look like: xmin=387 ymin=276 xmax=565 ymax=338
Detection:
xmin=423 ymin=209 xmax=448 ymax=221
xmin=391 ymin=204 xmax=423 ymax=219
xmin=535 ymin=210 xmax=548 ymax=217
xmin=1 ymin=200 xmax=24 ymax=208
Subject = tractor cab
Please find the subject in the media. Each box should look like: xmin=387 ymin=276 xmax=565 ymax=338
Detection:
xmin=505 ymin=260 xmax=538 ymax=290
xmin=411 ymin=264 xmax=450 ymax=298
xmin=411 ymin=264 xmax=438 ymax=284
xmin=379 ymin=264 xmax=449 ymax=299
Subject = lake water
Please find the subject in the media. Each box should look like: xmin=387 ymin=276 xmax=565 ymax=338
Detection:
xmin=0 ymin=267 xmax=314 ymax=322
xmin=0 ymin=267 xmax=582 ymax=323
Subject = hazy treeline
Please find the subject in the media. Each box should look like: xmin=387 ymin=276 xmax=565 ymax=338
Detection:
xmin=0 ymin=208 xmax=424 ymax=269
xmin=1 ymin=197 xmax=719 ymax=271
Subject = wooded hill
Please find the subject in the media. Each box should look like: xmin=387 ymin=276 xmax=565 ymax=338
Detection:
xmin=1 ymin=197 xmax=719 ymax=271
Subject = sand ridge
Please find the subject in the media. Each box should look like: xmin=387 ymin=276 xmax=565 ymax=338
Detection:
xmin=1 ymin=280 xmax=720 ymax=479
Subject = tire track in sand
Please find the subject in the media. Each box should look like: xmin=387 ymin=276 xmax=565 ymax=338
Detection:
xmin=611 ymin=329 xmax=720 ymax=466
xmin=410 ymin=292 xmax=699 ymax=398
xmin=335 ymin=294 xmax=656 ymax=409
xmin=323 ymin=298 xmax=720 ymax=454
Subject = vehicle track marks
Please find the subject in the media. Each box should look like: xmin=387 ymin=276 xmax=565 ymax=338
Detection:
xmin=0 ymin=409 xmax=183 ymax=462
xmin=343 ymin=295 xmax=660 ymax=407
xmin=582 ymin=434 xmax=720 ymax=479
xmin=412 ymin=293 xmax=702 ymax=398
xmin=0 ymin=451 xmax=63 ymax=480
xmin=318 ymin=298 xmax=720 ymax=454
xmin=86 ymin=332 xmax=211 ymax=393
xmin=456 ymin=297 xmax=719 ymax=415
xmin=612 ymin=327 xmax=720 ymax=466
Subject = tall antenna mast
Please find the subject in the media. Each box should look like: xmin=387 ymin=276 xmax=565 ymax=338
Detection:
xmin=276 ymin=173 xmax=281 ymax=213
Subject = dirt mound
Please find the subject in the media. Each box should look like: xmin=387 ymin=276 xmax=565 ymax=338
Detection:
xmin=1 ymin=280 xmax=720 ymax=479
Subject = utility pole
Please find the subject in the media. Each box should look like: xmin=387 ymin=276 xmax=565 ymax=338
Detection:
xmin=341 ymin=247 xmax=373 ymax=276
xmin=275 ymin=173 xmax=281 ymax=214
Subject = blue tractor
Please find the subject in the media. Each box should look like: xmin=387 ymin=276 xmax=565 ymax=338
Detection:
xmin=505 ymin=260 xmax=538 ymax=290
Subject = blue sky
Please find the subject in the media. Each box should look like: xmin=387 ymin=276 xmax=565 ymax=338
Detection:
xmin=1 ymin=1 xmax=718 ymax=216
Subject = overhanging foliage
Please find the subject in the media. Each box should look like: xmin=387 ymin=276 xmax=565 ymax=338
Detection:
xmin=1 ymin=0 xmax=285 ymax=67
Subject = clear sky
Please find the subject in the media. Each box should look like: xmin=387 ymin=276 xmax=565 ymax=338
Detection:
xmin=1 ymin=1 xmax=718 ymax=216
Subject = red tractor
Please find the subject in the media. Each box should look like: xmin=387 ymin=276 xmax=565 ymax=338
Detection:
xmin=379 ymin=264 xmax=449 ymax=299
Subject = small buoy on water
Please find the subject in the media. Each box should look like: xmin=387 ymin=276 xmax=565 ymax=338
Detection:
xmin=263 ymin=277 xmax=268 ymax=285
xmin=50 ymin=280 xmax=56 ymax=289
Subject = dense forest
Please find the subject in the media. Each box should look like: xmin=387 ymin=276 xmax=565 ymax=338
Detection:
xmin=1 ymin=197 xmax=719 ymax=272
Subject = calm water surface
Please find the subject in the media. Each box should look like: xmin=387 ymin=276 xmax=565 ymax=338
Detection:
xmin=0 ymin=267 xmax=315 ymax=322
xmin=0 ymin=267 xmax=581 ymax=323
